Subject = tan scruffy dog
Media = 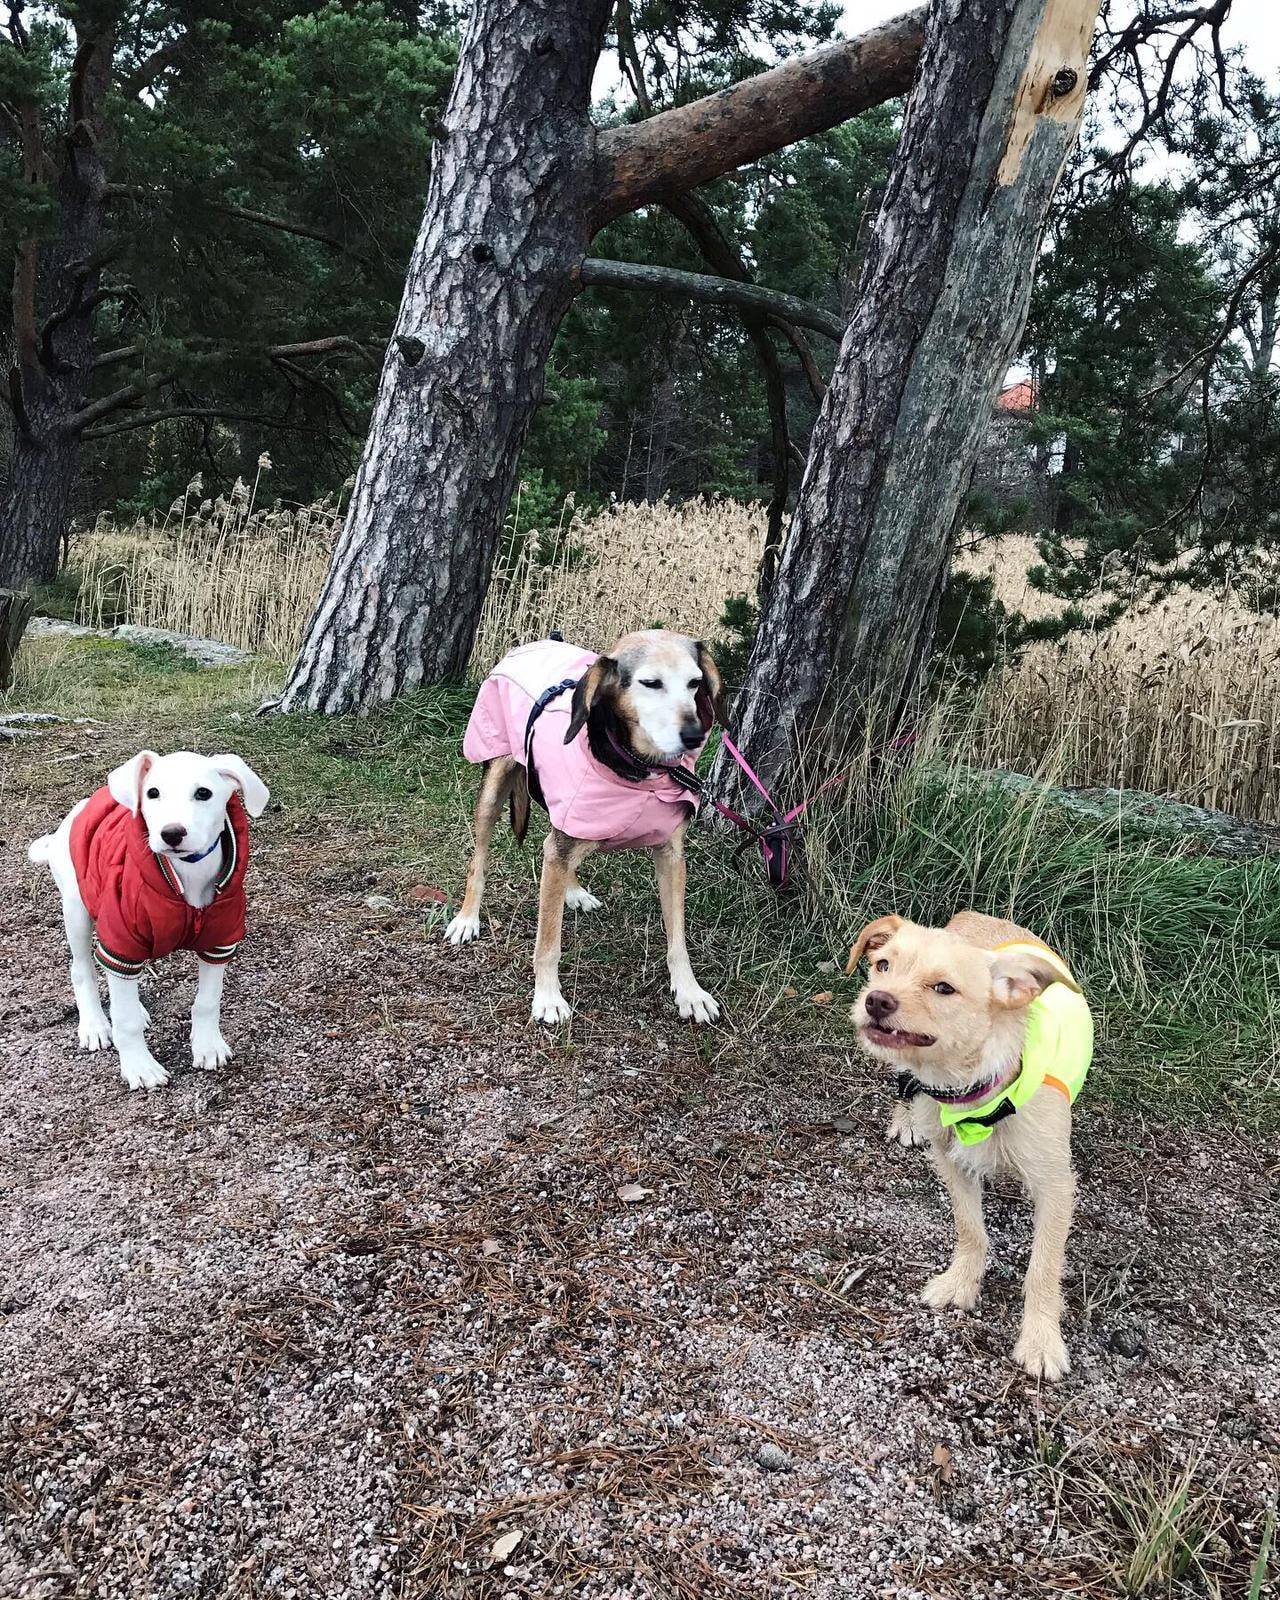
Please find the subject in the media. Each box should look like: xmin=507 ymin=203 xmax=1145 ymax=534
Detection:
xmin=847 ymin=911 xmax=1094 ymax=1381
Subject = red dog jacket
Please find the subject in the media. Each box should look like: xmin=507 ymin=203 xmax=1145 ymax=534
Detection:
xmin=69 ymin=786 xmax=250 ymax=977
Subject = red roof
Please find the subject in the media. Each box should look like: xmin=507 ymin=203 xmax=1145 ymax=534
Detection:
xmin=996 ymin=379 xmax=1036 ymax=414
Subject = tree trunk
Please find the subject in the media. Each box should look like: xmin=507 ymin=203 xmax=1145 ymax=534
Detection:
xmin=0 ymin=26 xmax=115 ymax=590
xmin=715 ymin=0 xmax=1100 ymax=805
xmin=0 ymin=423 xmax=84 ymax=585
xmin=275 ymin=9 xmax=926 ymax=714
xmin=272 ymin=0 xmax=612 ymax=712
xmin=0 ymin=588 xmax=35 ymax=690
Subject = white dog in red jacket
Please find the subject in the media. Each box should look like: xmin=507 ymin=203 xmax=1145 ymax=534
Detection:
xmin=29 ymin=749 xmax=268 ymax=1090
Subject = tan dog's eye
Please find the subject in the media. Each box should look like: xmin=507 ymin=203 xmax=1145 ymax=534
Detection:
xmin=875 ymin=958 xmax=889 ymax=973
xmin=932 ymin=981 xmax=957 ymax=996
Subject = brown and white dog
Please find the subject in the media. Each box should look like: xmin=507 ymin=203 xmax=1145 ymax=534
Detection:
xmin=847 ymin=910 xmax=1086 ymax=1380
xmin=447 ymin=630 xmax=722 ymax=1026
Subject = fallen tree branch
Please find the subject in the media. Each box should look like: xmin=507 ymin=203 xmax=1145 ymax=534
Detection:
xmin=577 ymin=257 xmax=843 ymax=340
xmin=594 ymin=8 xmax=925 ymax=223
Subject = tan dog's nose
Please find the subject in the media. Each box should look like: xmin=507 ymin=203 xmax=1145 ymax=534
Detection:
xmin=864 ymin=990 xmax=898 ymax=1023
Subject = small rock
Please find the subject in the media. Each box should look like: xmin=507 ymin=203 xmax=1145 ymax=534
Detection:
xmin=364 ymin=894 xmax=395 ymax=911
xmin=407 ymin=883 xmax=448 ymax=904
xmin=1220 ymin=1412 xmax=1256 ymax=1441
xmin=1107 ymin=1327 xmax=1146 ymax=1360
xmin=756 ymin=1442 xmax=792 ymax=1473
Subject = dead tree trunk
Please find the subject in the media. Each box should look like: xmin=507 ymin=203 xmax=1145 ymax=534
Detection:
xmin=275 ymin=6 xmax=926 ymax=713
xmin=714 ymin=0 xmax=1101 ymax=804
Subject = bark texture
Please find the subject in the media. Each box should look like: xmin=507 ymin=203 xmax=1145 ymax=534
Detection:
xmin=276 ymin=1 xmax=612 ymax=712
xmin=716 ymin=0 xmax=1100 ymax=804
xmin=0 ymin=587 xmax=35 ymax=689
xmin=596 ymin=8 xmax=926 ymax=223
xmin=0 ymin=27 xmax=114 ymax=588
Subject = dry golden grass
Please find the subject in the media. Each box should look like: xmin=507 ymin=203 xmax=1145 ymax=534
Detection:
xmin=73 ymin=469 xmax=341 ymax=663
xmin=73 ymin=485 xmax=765 ymax=675
xmin=65 ymin=495 xmax=1279 ymax=820
xmin=471 ymin=494 xmax=766 ymax=670
xmin=961 ymin=536 xmax=1280 ymax=822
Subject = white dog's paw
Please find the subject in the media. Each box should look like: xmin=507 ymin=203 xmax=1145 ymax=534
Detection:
xmin=1013 ymin=1322 xmax=1071 ymax=1382
xmin=531 ymin=990 xmax=573 ymax=1026
xmin=673 ymin=983 xmax=720 ymax=1025
xmin=921 ymin=1267 xmax=982 ymax=1313
xmin=78 ymin=1016 xmax=113 ymax=1052
xmin=885 ymin=1104 xmax=925 ymax=1148
xmin=563 ymin=885 xmax=602 ymax=913
xmin=119 ymin=1054 xmax=170 ymax=1091
xmin=192 ymin=1032 xmax=232 ymax=1071
xmin=444 ymin=911 xmax=481 ymax=945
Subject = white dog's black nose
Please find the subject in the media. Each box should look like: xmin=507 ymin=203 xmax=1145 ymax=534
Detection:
xmin=680 ymin=726 xmax=702 ymax=750
xmin=161 ymin=825 xmax=187 ymax=848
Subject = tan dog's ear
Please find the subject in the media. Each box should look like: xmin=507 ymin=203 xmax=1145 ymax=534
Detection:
xmin=845 ymin=914 xmax=904 ymax=974
xmin=107 ymin=750 xmax=159 ymax=815
xmin=989 ymin=947 xmax=1080 ymax=1009
xmin=565 ymin=658 xmax=616 ymax=744
xmin=694 ymin=641 xmax=723 ymax=733
xmin=212 ymin=754 xmax=270 ymax=818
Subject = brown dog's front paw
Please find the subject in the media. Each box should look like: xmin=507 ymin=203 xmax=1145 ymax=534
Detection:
xmin=885 ymin=1103 xmax=925 ymax=1148
xmin=1013 ymin=1322 xmax=1071 ymax=1381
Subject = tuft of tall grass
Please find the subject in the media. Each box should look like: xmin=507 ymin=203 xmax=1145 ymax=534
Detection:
xmin=73 ymin=470 xmax=343 ymax=663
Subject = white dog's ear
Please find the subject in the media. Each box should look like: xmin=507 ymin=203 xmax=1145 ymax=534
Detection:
xmin=213 ymin=755 xmax=270 ymax=818
xmin=107 ymin=750 xmax=160 ymax=814
xmin=989 ymin=946 xmax=1080 ymax=1010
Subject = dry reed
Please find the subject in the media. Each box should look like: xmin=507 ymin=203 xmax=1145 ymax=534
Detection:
xmin=960 ymin=535 xmax=1280 ymax=822
xmin=66 ymin=495 xmax=1279 ymax=821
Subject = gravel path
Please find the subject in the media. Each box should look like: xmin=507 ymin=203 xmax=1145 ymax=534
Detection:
xmin=3 ymin=728 xmax=1278 ymax=1600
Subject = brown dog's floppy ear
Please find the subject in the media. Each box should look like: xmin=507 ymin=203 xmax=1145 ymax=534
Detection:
xmin=989 ymin=946 xmax=1079 ymax=1010
xmin=845 ymin=914 xmax=904 ymax=975
xmin=694 ymin=641 xmax=723 ymax=733
xmin=565 ymin=658 xmax=615 ymax=744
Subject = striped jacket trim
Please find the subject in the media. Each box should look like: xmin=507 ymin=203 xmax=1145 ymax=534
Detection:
xmin=94 ymin=939 xmax=146 ymax=977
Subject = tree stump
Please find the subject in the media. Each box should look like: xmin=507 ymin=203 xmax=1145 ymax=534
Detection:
xmin=0 ymin=589 xmax=35 ymax=691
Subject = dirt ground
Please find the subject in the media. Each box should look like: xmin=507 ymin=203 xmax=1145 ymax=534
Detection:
xmin=2 ymin=721 xmax=1278 ymax=1600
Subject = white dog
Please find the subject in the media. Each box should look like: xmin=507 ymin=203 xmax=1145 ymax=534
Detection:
xmin=29 ymin=750 xmax=268 ymax=1090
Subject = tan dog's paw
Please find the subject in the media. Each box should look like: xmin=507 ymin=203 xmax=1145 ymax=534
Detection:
xmin=1013 ymin=1322 xmax=1071 ymax=1382
xmin=885 ymin=1103 xmax=925 ymax=1148
xmin=921 ymin=1267 xmax=982 ymax=1312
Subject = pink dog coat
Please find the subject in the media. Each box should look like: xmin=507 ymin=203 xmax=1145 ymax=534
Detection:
xmin=463 ymin=640 xmax=702 ymax=850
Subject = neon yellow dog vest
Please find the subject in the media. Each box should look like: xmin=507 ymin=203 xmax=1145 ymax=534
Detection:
xmin=940 ymin=942 xmax=1093 ymax=1146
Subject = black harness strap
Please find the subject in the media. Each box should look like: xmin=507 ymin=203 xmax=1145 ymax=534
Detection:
xmin=523 ymin=675 xmax=579 ymax=813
